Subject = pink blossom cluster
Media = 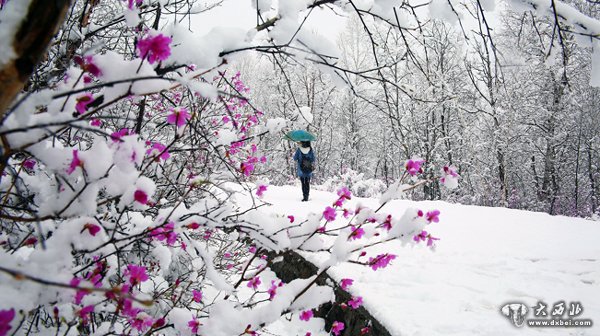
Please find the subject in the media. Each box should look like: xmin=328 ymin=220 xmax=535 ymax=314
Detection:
xmin=149 ymin=221 xmax=178 ymax=246
xmin=368 ymin=253 xmax=397 ymax=271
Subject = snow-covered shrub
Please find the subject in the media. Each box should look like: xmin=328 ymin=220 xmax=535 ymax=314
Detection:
xmin=321 ymin=168 xmax=387 ymax=198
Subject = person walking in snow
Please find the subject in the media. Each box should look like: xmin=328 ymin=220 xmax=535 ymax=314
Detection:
xmin=293 ymin=141 xmax=315 ymax=201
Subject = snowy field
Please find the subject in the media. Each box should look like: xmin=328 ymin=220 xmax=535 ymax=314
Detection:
xmin=256 ymin=185 xmax=599 ymax=336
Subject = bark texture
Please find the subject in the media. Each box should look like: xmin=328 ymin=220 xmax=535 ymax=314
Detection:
xmin=267 ymin=251 xmax=392 ymax=336
xmin=0 ymin=0 xmax=71 ymax=118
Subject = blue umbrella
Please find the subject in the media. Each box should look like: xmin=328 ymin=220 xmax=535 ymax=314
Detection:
xmin=285 ymin=129 xmax=316 ymax=142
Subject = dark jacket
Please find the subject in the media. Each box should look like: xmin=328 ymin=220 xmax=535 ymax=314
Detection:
xmin=293 ymin=147 xmax=315 ymax=178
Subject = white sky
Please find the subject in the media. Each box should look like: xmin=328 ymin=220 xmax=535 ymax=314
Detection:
xmin=190 ymin=0 xmax=349 ymax=44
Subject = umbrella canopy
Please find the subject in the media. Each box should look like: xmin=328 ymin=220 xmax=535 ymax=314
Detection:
xmin=285 ymin=129 xmax=316 ymax=142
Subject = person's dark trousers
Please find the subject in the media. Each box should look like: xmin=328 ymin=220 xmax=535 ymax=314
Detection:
xmin=300 ymin=176 xmax=311 ymax=201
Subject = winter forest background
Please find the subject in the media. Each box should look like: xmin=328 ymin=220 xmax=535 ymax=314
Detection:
xmin=0 ymin=0 xmax=599 ymax=335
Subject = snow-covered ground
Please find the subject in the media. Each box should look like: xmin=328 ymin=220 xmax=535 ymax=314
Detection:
xmin=256 ymin=185 xmax=599 ymax=336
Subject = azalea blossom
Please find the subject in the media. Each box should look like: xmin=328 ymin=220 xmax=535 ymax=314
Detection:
xmin=241 ymin=161 xmax=255 ymax=177
xmin=67 ymin=149 xmax=83 ymax=174
xmin=268 ymin=280 xmax=282 ymax=300
xmin=127 ymin=0 xmax=143 ymax=10
xmin=405 ymin=158 xmax=425 ymax=176
xmin=349 ymin=225 xmax=365 ymax=240
xmin=166 ymin=107 xmax=191 ymax=128
xmin=149 ymin=222 xmax=178 ymax=246
xmin=331 ymin=321 xmax=345 ymax=335
xmin=368 ymin=253 xmax=397 ymax=271
xmin=75 ymin=93 xmax=94 ymax=114
xmin=188 ymin=319 xmax=201 ymax=334
xmin=0 ymin=309 xmax=15 ymax=336
xmin=287 ymin=215 xmax=295 ymax=223
xmin=323 ymin=206 xmax=337 ymax=221
xmin=192 ymin=289 xmax=202 ymax=303
xmin=426 ymin=210 xmax=440 ymax=223
xmin=340 ymin=278 xmax=353 ymax=290
xmin=146 ymin=142 xmax=170 ymax=161
xmin=110 ymin=128 xmax=131 ymax=142
xmin=348 ymin=296 xmax=363 ymax=309
xmin=137 ymin=33 xmax=172 ymax=64
xmin=125 ymin=264 xmax=148 ymax=286
xmin=247 ymin=276 xmax=261 ymax=290
xmin=77 ymin=305 xmax=95 ymax=321
xmin=134 ymin=190 xmax=148 ymax=205
xmin=256 ymin=185 xmax=267 ymax=197
xmin=74 ymin=55 xmax=102 ymax=77
xmin=299 ymin=310 xmax=313 ymax=321
xmin=90 ymin=119 xmax=102 ymax=127
xmin=22 ymin=159 xmax=35 ymax=170
xmin=440 ymin=165 xmax=460 ymax=189
xmin=337 ymin=187 xmax=352 ymax=200
xmin=83 ymin=223 xmax=101 ymax=236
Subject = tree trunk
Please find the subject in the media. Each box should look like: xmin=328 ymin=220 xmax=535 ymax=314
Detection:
xmin=0 ymin=0 xmax=72 ymax=118
xmin=267 ymin=251 xmax=392 ymax=336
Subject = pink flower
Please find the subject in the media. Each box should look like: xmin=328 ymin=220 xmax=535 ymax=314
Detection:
xmin=249 ymin=246 xmax=257 ymax=253
xmin=188 ymin=319 xmax=201 ymax=334
xmin=299 ymin=310 xmax=313 ymax=321
xmin=222 ymin=116 xmax=230 ymax=124
xmin=241 ymin=162 xmax=254 ymax=177
xmin=75 ymin=93 xmax=94 ymax=114
xmin=414 ymin=230 xmax=428 ymax=243
xmin=110 ymin=128 xmax=131 ymax=142
xmin=348 ymin=296 xmax=363 ymax=309
xmin=78 ymin=305 xmax=94 ymax=321
xmin=74 ymin=55 xmax=102 ymax=77
xmin=187 ymin=222 xmax=200 ymax=229
xmin=0 ymin=309 xmax=15 ymax=336
xmin=349 ymin=225 xmax=365 ymax=240
xmin=134 ymin=190 xmax=148 ymax=205
xmin=381 ymin=215 xmax=392 ymax=231
xmin=67 ymin=149 xmax=83 ymax=174
xmin=146 ymin=142 xmax=170 ymax=161
xmin=83 ymin=223 xmax=101 ymax=236
xmin=149 ymin=222 xmax=178 ymax=246
xmin=90 ymin=119 xmax=102 ymax=127
xmin=192 ymin=289 xmax=202 ymax=303
xmin=268 ymin=280 xmax=282 ymax=300
xmin=137 ymin=33 xmax=172 ymax=64
xmin=256 ymin=185 xmax=267 ymax=197
xmin=166 ymin=107 xmax=191 ymax=128
xmin=361 ymin=327 xmax=371 ymax=334
xmin=427 ymin=234 xmax=440 ymax=247
xmin=323 ymin=206 xmax=337 ymax=222
xmin=247 ymin=276 xmax=261 ymax=290
xmin=331 ymin=321 xmax=345 ymax=335
xmin=426 ymin=210 xmax=440 ymax=223
xmin=337 ymin=187 xmax=352 ymax=200
xmin=287 ymin=215 xmax=295 ymax=223
xmin=130 ymin=315 xmax=154 ymax=332
xmin=443 ymin=165 xmax=459 ymax=177
xmin=440 ymin=165 xmax=460 ymax=189
xmin=368 ymin=254 xmax=397 ymax=271
xmin=125 ymin=264 xmax=148 ymax=286
xmin=22 ymin=159 xmax=35 ymax=170
xmin=343 ymin=209 xmax=353 ymax=218
xmin=405 ymin=158 xmax=424 ymax=176
xmin=127 ymin=0 xmax=143 ymax=10
xmin=340 ymin=278 xmax=353 ymax=290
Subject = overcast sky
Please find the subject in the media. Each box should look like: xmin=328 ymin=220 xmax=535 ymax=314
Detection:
xmin=190 ymin=0 xmax=349 ymax=44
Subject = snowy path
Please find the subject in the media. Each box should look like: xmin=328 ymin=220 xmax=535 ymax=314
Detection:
xmin=258 ymin=185 xmax=599 ymax=336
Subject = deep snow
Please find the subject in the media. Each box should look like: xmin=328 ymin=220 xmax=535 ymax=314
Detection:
xmin=256 ymin=185 xmax=599 ymax=336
